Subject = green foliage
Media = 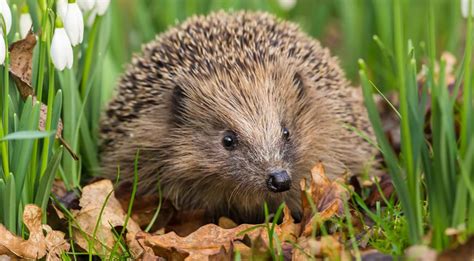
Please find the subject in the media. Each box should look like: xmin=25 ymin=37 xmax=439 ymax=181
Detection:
xmin=360 ymin=0 xmax=474 ymax=251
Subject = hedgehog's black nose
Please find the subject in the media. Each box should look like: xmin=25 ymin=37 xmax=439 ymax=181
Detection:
xmin=267 ymin=170 xmax=291 ymax=193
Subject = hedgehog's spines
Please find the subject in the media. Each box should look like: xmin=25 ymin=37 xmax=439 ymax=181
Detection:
xmin=99 ymin=11 xmax=376 ymax=223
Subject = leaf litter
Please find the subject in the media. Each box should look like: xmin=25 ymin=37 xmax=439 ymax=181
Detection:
xmin=48 ymin=162 xmax=354 ymax=260
xmin=0 ymin=205 xmax=69 ymax=260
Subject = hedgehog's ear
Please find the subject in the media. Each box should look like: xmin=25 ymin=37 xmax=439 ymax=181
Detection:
xmin=292 ymin=72 xmax=305 ymax=99
xmin=170 ymin=85 xmax=186 ymax=125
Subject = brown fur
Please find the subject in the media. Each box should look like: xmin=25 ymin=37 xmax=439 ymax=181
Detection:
xmin=100 ymin=11 xmax=376 ymax=223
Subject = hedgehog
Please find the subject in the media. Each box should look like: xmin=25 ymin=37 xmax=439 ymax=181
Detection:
xmin=100 ymin=11 xmax=376 ymax=223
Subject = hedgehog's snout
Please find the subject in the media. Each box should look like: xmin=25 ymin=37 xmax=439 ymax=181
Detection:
xmin=266 ymin=170 xmax=291 ymax=193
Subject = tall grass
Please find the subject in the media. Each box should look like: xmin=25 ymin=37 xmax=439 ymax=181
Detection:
xmin=360 ymin=0 xmax=474 ymax=250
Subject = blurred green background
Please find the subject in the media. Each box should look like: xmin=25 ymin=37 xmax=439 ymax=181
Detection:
xmin=104 ymin=0 xmax=464 ymax=102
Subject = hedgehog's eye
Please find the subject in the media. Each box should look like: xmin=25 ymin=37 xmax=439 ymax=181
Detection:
xmin=283 ymin=128 xmax=290 ymax=141
xmin=222 ymin=131 xmax=238 ymax=150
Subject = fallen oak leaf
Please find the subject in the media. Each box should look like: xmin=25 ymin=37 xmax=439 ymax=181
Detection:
xmin=209 ymin=245 xmax=233 ymax=261
xmin=71 ymin=179 xmax=142 ymax=258
xmin=300 ymin=162 xmax=350 ymax=237
xmin=0 ymin=205 xmax=70 ymax=259
xmin=9 ymin=29 xmax=35 ymax=98
xmin=279 ymin=205 xmax=301 ymax=242
xmin=142 ymin=223 xmax=277 ymax=260
xmin=43 ymin=226 xmax=70 ymax=261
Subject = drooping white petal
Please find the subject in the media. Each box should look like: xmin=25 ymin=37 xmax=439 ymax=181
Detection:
xmin=57 ymin=0 xmax=68 ymax=20
xmin=0 ymin=0 xmax=12 ymax=34
xmin=95 ymin=0 xmax=110 ymax=16
xmin=78 ymin=0 xmax=95 ymax=11
xmin=0 ymin=34 xmax=5 ymax=65
xmin=462 ymin=0 xmax=474 ymax=18
xmin=51 ymin=28 xmax=73 ymax=71
xmin=278 ymin=0 xmax=297 ymax=11
xmin=19 ymin=13 xmax=33 ymax=38
xmin=64 ymin=3 xmax=84 ymax=46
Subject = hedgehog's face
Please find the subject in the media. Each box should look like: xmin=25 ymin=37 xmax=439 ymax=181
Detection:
xmin=167 ymin=62 xmax=316 ymax=200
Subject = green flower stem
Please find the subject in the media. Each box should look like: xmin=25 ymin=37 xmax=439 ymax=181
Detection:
xmin=0 ymin=121 xmax=9 ymax=179
xmin=30 ymin=5 xmax=50 ymax=186
xmin=40 ymin=12 xmax=55 ymax=176
xmin=1 ymin=16 xmax=10 ymax=178
xmin=80 ymin=16 xmax=101 ymax=98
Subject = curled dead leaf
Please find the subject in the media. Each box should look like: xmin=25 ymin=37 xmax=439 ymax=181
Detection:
xmin=9 ymin=30 xmax=36 ymax=98
xmin=300 ymin=162 xmax=350 ymax=237
xmin=0 ymin=205 xmax=69 ymax=259
xmin=280 ymin=206 xmax=301 ymax=242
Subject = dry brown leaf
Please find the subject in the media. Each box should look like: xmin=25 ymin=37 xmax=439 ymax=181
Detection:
xmin=163 ymin=209 xmax=209 ymax=236
xmin=300 ymin=162 xmax=350 ymax=237
xmin=292 ymin=235 xmax=350 ymax=260
xmin=217 ymin=216 xmax=237 ymax=229
xmin=280 ymin=206 xmax=300 ymax=242
xmin=208 ymin=245 xmax=233 ymax=261
xmin=142 ymin=223 xmax=276 ymax=260
xmin=71 ymin=179 xmax=143 ymax=257
xmin=43 ymin=226 xmax=70 ymax=261
xmin=250 ymin=234 xmax=271 ymax=259
xmin=9 ymin=30 xmax=35 ymax=98
xmin=0 ymin=205 xmax=69 ymax=259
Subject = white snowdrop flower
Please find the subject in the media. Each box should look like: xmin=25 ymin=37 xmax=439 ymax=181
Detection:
xmin=51 ymin=27 xmax=73 ymax=70
xmin=78 ymin=0 xmax=95 ymax=11
xmin=95 ymin=0 xmax=110 ymax=16
xmin=278 ymin=0 xmax=297 ymax=11
xmin=64 ymin=1 xmax=84 ymax=46
xmin=0 ymin=0 xmax=12 ymax=34
xmin=57 ymin=0 xmax=68 ymax=20
xmin=462 ymin=0 xmax=474 ymax=18
xmin=19 ymin=7 xmax=32 ymax=38
xmin=0 ymin=33 xmax=5 ymax=64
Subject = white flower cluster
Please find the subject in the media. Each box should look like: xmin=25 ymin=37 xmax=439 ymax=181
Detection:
xmin=0 ymin=0 xmax=110 ymax=69
xmin=52 ymin=0 xmax=110 ymax=70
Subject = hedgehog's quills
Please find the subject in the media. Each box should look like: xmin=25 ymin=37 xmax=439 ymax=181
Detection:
xmin=100 ymin=11 xmax=376 ymax=223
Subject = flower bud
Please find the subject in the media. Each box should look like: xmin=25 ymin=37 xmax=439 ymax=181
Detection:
xmin=51 ymin=27 xmax=74 ymax=70
xmin=57 ymin=0 xmax=68 ymax=20
xmin=0 ymin=0 xmax=12 ymax=34
xmin=19 ymin=6 xmax=32 ymax=38
xmin=64 ymin=1 xmax=84 ymax=46
xmin=95 ymin=0 xmax=110 ymax=16
xmin=78 ymin=0 xmax=95 ymax=11
xmin=0 ymin=33 xmax=5 ymax=64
